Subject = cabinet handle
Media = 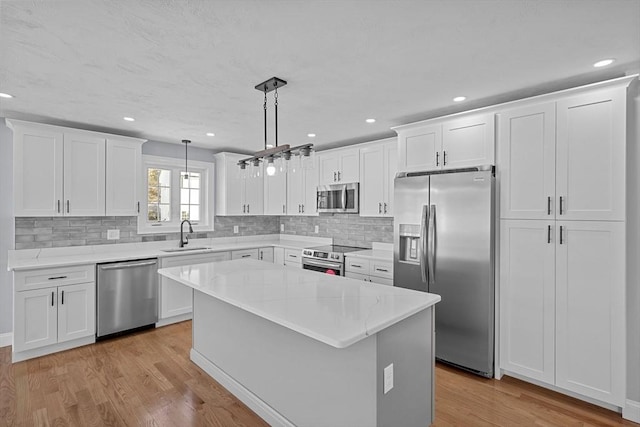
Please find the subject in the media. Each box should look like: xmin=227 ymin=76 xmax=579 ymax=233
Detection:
xmin=338 ymin=171 xmax=341 ymax=181
xmin=298 ymin=204 xmax=301 ymax=213
xmin=66 ymin=200 xmax=70 ymax=213
xmin=384 ymin=203 xmax=387 ymax=214
xmin=435 ymin=152 xmax=439 ymax=166
xmin=301 ymin=204 xmax=305 ymax=213
xmin=57 ymin=200 xmax=61 ymax=213
xmin=352 ymin=264 xmax=362 ymax=268
xmin=259 ymin=251 xmax=263 ymax=260
xmin=283 ymin=205 xmax=286 ymax=214
xmin=48 ymin=275 xmax=67 ymax=280
xmin=559 ymin=225 xmax=564 ymax=245
xmin=241 ymin=254 xmax=251 ymax=258
xmin=137 ymin=201 xmax=140 ymax=213
xmin=559 ymin=196 xmax=564 ymax=215
xmin=443 ymin=151 xmax=448 ymax=166
xmin=376 ymin=268 xmax=389 ymax=272
xmin=61 ymin=290 xmax=64 ymax=305
xmin=547 ymin=197 xmax=551 ymax=215
xmin=334 ymin=172 xmax=337 ymax=182
xmin=243 ymin=204 xmax=246 ymax=213
xmin=288 ymin=254 xmax=298 ymax=258
xmin=51 ymin=292 xmax=55 ymax=307
xmin=379 ymin=202 xmax=382 ymax=214
xmin=547 ymin=225 xmax=551 ymax=244
xmin=247 ymin=204 xmax=250 ymax=214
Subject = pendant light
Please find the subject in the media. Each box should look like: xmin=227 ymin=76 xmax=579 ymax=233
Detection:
xmin=238 ymin=77 xmax=313 ymax=176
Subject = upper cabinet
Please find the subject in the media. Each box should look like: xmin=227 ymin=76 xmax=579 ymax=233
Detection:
xmin=359 ymin=139 xmax=397 ymax=217
xmin=498 ymin=85 xmax=627 ymax=221
xmin=318 ymin=147 xmax=360 ymax=185
xmin=214 ymin=152 xmax=264 ymax=216
xmin=264 ymin=167 xmax=287 ymax=215
xmin=394 ymin=112 xmax=495 ymax=173
xmin=8 ymin=120 xmax=145 ymax=217
xmin=287 ymin=155 xmax=318 ymax=216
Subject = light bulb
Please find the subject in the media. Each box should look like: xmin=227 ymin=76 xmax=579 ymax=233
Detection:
xmin=266 ymin=163 xmax=276 ymax=176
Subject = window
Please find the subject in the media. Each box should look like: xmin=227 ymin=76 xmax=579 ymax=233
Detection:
xmin=138 ymin=155 xmax=214 ymax=234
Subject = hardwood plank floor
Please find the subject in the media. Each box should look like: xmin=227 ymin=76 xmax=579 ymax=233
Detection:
xmin=0 ymin=321 xmax=635 ymax=426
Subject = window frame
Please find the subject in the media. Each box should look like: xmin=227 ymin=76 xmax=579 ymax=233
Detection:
xmin=138 ymin=155 xmax=215 ymax=234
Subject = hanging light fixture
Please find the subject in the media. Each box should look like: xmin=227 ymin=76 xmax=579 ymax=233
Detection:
xmin=182 ymin=139 xmax=190 ymax=180
xmin=238 ymin=76 xmax=313 ymax=176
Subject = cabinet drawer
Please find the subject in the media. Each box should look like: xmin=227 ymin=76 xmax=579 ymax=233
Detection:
xmin=231 ymin=249 xmax=259 ymax=260
xmin=370 ymin=276 xmax=393 ymax=286
xmin=370 ymin=261 xmax=393 ymax=279
xmin=346 ymin=272 xmax=369 ymax=282
xmin=161 ymin=251 xmax=230 ymax=268
xmin=14 ymin=264 xmax=95 ymax=292
xmin=284 ymin=249 xmax=302 ymax=265
xmin=346 ymin=258 xmax=370 ymax=274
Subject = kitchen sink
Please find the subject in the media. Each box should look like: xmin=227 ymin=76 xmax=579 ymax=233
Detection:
xmin=161 ymin=246 xmax=212 ymax=253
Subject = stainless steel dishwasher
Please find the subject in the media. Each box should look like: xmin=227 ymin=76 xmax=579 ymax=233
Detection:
xmin=96 ymin=258 xmax=158 ymax=338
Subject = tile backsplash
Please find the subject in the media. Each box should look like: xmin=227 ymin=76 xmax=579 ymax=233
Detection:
xmin=14 ymin=214 xmax=392 ymax=250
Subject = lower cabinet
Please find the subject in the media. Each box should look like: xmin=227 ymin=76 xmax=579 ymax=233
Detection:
xmin=284 ymin=248 xmax=302 ymax=268
xmin=345 ymin=258 xmax=393 ymax=286
xmin=258 ymin=247 xmax=274 ymax=262
xmin=158 ymin=251 xmax=231 ymax=325
xmin=500 ymin=220 xmax=625 ymax=406
xmin=231 ymin=249 xmax=259 ymax=260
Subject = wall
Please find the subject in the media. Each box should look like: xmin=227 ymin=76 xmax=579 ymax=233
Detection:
xmin=280 ymin=214 xmax=393 ymax=248
xmin=142 ymin=139 xmax=214 ymax=161
xmin=0 ymin=120 xmax=14 ymax=337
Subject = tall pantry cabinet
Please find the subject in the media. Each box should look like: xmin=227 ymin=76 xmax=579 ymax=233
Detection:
xmin=498 ymin=78 xmax=633 ymax=407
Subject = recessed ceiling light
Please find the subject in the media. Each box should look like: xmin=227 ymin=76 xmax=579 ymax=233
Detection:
xmin=206 ymin=132 xmax=215 ymax=137
xmin=593 ymin=58 xmax=615 ymax=68
xmin=307 ymin=133 xmax=316 ymax=138
xmin=0 ymin=92 xmax=14 ymax=99
xmin=123 ymin=117 xmax=135 ymax=122
xmin=453 ymin=96 xmax=466 ymax=102
xmin=366 ymin=118 xmax=376 ymax=124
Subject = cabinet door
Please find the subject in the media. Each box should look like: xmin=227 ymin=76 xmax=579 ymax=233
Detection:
xmin=274 ymin=247 xmax=285 ymax=265
xmin=286 ymin=166 xmax=304 ymax=215
xmin=338 ymin=148 xmax=360 ymax=183
xmin=231 ymin=249 xmax=260 ymax=260
xmin=14 ymin=288 xmax=58 ymax=352
xmin=258 ymin=247 xmax=274 ymax=263
xmin=383 ymin=142 xmax=398 ymax=216
xmin=264 ymin=170 xmax=287 ymax=215
xmin=556 ymin=88 xmax=626 ymax=221
xmin=498 ymin=103 xmax=556 ymax=220
xmin=555 ymin=221 xmax=625 ymax=405
xmin=302 ymin=161 xmax=319 ymax=216
xmin=106 ymin=139 xmax=141 ymax=216
xmin=244 ymin=172 xmax=264 ymax=215
xmin=442 ymin=113 xmax=495 ymax=169
xmin=499 ymin=220 xmax=555 ymax=385
xmin=12 ymin=125 xmax=64 ymax=216
xmin=63 ymin=133 xmax=106 ymax=216
xmin=397 ymin=124 xmax=441 ymax=173
xmin=318 ymin=152 xmax=340 ymax=185
xmin=57 ymin=283 xmax=95 ymax=343
xmin=359 ymin=145 xmax=385 ymax=216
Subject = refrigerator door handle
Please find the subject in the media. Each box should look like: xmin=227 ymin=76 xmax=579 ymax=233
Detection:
xmin=428 ymin=204 xmax=436 ymax=286
xmin=420 ymin=204 xmax=429 ymax=283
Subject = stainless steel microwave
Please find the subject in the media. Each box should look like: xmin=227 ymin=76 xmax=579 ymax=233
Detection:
xmin=317 ymin=183 xmax=359 ymax=213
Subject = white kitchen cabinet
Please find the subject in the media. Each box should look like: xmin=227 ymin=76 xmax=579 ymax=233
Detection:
xmin=499 ymin=220 xmax=555 ymax=385
xmin=318 ymin=147 xmax=359 ymax=185
xmin=283 ymin=248 xmax=302 ymax=268
xmin=287 ymin=155 xmax=318 ymax=216
xmin=258 ymin=247 xmax=274 ymax=262
xmin=231 ymin=249 xmax=259 ymax=260
xmin=264 ymin=169 xmax=287 ymax=215
xmin=63 ymin=132 xmax=106 ymax=216
xmin=158 ymin=251 xmax=231 ymax=325
xmin=345 ymin=257 xmax=393 ymax=286
xmin=13 ymin=265 xmax=95 ymax=357
xmin=394 ymin=112 xmax=494 ymax=173
xmin=106 ymin=138 xmax=143 ymax=216
xmin=499 ymin=86 xmax=626 ymax=222
xmin=274 ymin=247 xmax=285 ymax=265
xmin=214 ymin=152 xmax=264 ymax=216
xmin=359 ymin=140 xmax=397 ymax=217
xmin=555 ymin=221 xmax=625 ymax=405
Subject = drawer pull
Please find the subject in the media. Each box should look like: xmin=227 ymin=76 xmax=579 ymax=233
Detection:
xmin=241 ymin=254 xmax=252 ymax=258
xmin=48 ymin=275 xmax=68 ymax=280
xmin=376 ymin=268 xmax=389 ymax=272
xmin=352 ymin=264 xmax=362 ymax=268
xmin=51 ymin=291 xmax=54 ymax=306
xmin=288 ymin=254 xmax=298 ymax=258
xmin=61 ymin=290 xmax=65 ymax=305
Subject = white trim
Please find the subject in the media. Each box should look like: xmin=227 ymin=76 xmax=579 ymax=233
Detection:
xmin=190 ymin=348 xmax=295 ymax=427
xmin=623 ymin=400 xmax=640 ymax=423
xmin=0 ymin=332 xmax=12 ymax=348
xmin=155 ymin=313 xmax=192 ymax=328
xmin=12 ymin=335 xmax=95 ymax=363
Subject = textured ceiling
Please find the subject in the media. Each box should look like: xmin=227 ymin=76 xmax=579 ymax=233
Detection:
xmin=0 ymin=0 xmax=639 ymax=153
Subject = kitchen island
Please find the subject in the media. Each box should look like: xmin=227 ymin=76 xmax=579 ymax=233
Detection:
xmin=158 ymin=259 xmax=440 ymax=427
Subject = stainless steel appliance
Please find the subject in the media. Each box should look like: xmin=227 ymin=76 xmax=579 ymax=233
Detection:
xmin=317 ymin=183 xmax=359 ymax=213
xmin=394 ymin=167 xmax=495 ymax=377
xmin=96 ymin=258 xmax=158 ymax=338
xmin=302 ymin=245 xmax=365 ymax=275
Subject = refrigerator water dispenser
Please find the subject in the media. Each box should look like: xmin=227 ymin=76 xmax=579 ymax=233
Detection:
xmin=398 ymin=224 xmax=420 ymax=264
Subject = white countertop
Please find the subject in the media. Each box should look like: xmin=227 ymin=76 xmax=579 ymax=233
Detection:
xmin=158 ymin=259 xmax=440 ymax=349
xmin=7 ymin=235 xmax=331 ymax=271
xmin=346 ymin=249 xmax=393 ymax=262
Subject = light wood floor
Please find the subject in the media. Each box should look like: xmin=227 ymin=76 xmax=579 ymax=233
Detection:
xmin=0 ymin=321 xmax=635 ymax=427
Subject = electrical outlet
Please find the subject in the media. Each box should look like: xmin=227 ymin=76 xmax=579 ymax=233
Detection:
xmin=384 ymin=363 xmax=394 ymax=394
xmin=107 ymin=229 xmax=120 ymax=240
xmin=314 ymin=225 xmax=319 ymax=234
xmin=233 ymin=225 xmax=239 ymax=234
xmin=280 ymin=224 xmax=284 ymax=232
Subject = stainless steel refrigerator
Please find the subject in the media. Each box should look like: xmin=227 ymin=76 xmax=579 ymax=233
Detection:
xmin=394 ymin=167 xmax=495 ymax=377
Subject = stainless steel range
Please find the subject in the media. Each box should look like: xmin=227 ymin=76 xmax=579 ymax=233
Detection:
xmin=301 ymin=245 xmax=366 ymax=276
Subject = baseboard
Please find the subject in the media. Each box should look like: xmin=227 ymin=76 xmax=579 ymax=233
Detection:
xmin=12 ymin=336 xmax=94 ymax=363
xmin=0 ymin=332 xmax=12 ymax=348
xmin=155 ymin=313 xmax=192 ymax=328
xmin=623 ymin=399 xmax=640 ymax=423
xmin=190 ymin=349 xmax=295 ymax=427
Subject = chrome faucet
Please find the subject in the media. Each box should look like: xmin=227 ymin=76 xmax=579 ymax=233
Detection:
xmin=180 ymin=219 xmax=193 ymax=247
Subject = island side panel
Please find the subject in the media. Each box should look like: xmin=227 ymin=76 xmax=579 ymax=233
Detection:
xmin=376 ymin=307 xmax=434 ymax=427
xmin=192 ymin=290 xmax=378 ymax=427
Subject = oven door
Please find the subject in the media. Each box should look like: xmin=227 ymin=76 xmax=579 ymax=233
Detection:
xmin=317 ymin=183 xmax=359 ymax=213
xmin=302 ymin=258 xmax=344 ymax=276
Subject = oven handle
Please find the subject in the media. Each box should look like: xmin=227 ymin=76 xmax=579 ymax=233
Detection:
xmin=302 ymin=258 xmax=342 ymax=270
